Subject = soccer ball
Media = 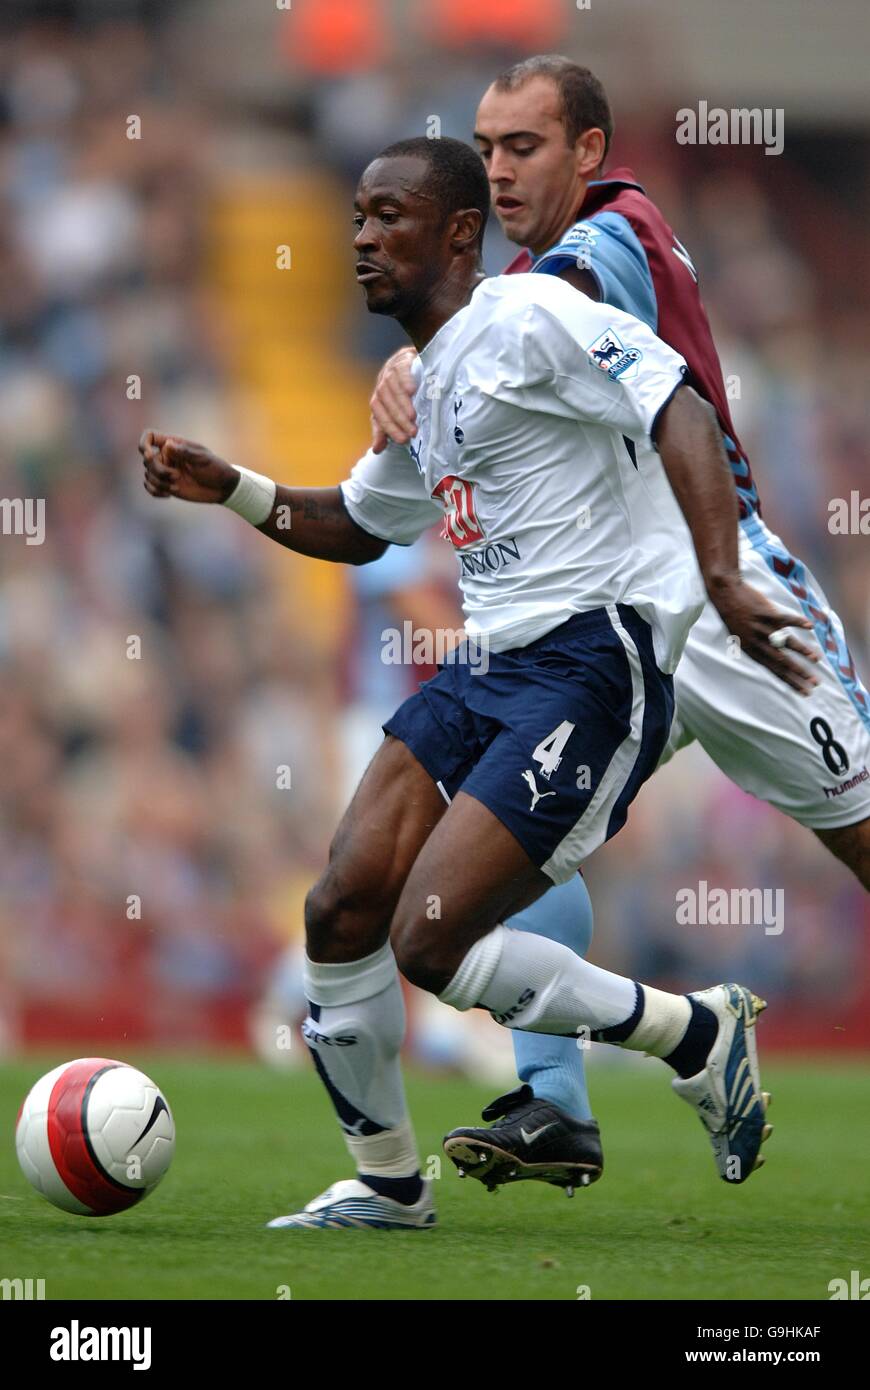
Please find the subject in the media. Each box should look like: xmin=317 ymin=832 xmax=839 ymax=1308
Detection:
xmin=15 ymin=1057 xmax=175 ymax=1216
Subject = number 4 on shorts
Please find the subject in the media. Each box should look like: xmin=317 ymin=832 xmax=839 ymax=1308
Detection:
xmin=532 ymin=720 xmax=576 ymax=780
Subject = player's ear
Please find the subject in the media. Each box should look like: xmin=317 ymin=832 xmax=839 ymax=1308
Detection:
xmin=575 ymin=127 xmax=606 ymax=179
xmin=451 ymin=208 xmax=484 ymax=255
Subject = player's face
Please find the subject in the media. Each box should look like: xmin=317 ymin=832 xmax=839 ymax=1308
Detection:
xmin=475 ymin=77 xmax=592 ymax=256
xmin=353 ymin=156 xmax=449 ymax=318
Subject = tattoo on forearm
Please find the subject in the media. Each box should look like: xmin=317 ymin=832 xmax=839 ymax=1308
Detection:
xmin=301 ymin=496 xmax=337 ymax=523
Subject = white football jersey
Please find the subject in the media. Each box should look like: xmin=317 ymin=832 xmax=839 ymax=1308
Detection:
xmin=340 ymin=274 xmax=704 ymax=671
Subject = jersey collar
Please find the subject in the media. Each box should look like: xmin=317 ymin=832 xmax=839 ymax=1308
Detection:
xmin=516 ymin=168 xmax=646 ymax=270
xmin=585 ymin=165 xmax=645 ymax=196
xmin=578 ymin=166 xmax=645 ymax=219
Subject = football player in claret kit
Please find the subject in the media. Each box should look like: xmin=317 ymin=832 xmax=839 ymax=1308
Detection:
xmin=141 ymin=136 xmax=814 ymax=1230
xmin=368 ymin=57 xmax=870 ymax=1197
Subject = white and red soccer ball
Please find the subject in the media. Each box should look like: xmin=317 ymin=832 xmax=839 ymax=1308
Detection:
xmin=15 ymin=1058 xmax=175 ymax=1216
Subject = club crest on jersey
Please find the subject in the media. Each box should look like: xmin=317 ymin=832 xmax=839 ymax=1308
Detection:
xmin=586 ymin=327 xmax=643 ymax=381
xmin=431 ymin=474 xmax=485 ymax=549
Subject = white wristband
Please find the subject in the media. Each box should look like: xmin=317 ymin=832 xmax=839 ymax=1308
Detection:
xmin=223 ymin=466 xmax=277 ymax=526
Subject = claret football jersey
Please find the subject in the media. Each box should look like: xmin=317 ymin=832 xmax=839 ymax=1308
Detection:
xmin=509 ymin=167 xmax=761 ymax=521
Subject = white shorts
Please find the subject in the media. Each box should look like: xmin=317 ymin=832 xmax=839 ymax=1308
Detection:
xmin=660 ymin=516 xmax=870 ymax=830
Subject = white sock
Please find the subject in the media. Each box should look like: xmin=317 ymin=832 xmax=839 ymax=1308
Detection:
xmin=619 ymin=983 xmax=693 ymax=1056
xmin=304 ymin=943 xmax=420 ymax=1183
xmin=439 ymin=925 xmax=691 ymax=1056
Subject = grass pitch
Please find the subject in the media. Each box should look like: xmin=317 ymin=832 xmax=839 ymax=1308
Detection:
xmin=1 ymin=1054 xmax=867 ymax=1301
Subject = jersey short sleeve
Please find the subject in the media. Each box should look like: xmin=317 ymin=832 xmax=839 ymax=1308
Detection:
xmin=340 ymin=443 xmax=442 ymax=547
xmin=518 ymin=290 xmax=688 ymax=446
xmin=532 ymin=211 xmax=658 ymax=331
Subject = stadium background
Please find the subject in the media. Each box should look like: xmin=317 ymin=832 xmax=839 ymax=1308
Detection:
xmin=1 ymin=0 xmax=868 ymax=1086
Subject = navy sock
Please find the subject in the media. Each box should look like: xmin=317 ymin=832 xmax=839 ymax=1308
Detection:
xmin=358 ymin=1171 xmax=423 ymax=1205
xmin=663 ymin=998 xmax=718 ymax=1079
xmin=592 ymin=982 xmax=644 ymax=1043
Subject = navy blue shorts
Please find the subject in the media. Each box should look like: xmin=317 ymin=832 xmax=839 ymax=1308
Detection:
xmin=383 ymin=604 xmax=674 ymax=885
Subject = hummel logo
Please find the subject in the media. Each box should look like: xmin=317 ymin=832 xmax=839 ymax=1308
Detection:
xmin=520 ymin=1122 xmax=557 ymax=1145
xmin=522 ymin=769 xmax=557 ymax=812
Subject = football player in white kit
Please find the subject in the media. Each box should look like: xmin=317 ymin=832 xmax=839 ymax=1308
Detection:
xmin=141 ymin=137 xmax=814 ymax=1228
xmin=368 ymin=60 xmax=870 ymax=1197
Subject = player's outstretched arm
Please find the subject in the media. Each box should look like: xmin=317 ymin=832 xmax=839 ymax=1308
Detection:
xmin=138 ymin=430 xmax=388 ymax=565
xmin=655 ymin=388 xmax=820 ymax=695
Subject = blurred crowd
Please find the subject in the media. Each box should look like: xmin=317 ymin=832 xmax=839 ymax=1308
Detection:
xmin=0 ymin=2 xmax=867 ymax=1059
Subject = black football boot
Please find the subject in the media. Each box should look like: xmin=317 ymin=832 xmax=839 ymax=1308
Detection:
xmin=443 ymin=1084 xmax=603 ymax=1196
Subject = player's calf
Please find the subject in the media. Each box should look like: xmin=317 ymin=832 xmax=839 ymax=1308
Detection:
xmin=814 ymin=816 xmax=870 ymax=893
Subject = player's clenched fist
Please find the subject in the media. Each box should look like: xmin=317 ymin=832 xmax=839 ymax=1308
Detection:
xmin=138 ymin=430 xmax=238 ymax=504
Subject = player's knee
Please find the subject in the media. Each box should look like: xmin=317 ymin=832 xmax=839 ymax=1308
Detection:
xmin=304 ymin=874 xmax=386 ymax=963
xmin=390 ymin=909 xmax=457 ymax=995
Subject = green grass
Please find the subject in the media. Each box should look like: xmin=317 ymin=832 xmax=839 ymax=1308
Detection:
xmin=1 ymin=1054 xmax=868 ymax=1300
